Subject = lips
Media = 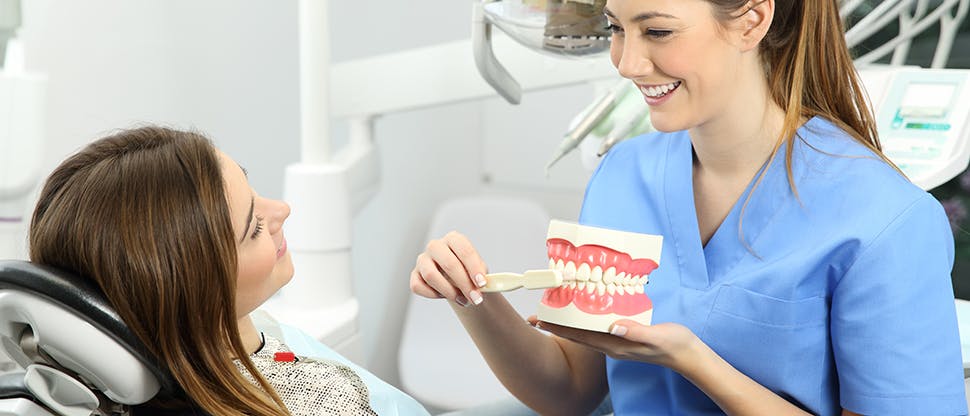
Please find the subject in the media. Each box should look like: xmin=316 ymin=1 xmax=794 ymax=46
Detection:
xmin=276 ymin=237 xmax=287 ymax=259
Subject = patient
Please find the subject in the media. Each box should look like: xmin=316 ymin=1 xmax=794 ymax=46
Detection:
xmin=28 ymin=126 xmax=428 ymax=415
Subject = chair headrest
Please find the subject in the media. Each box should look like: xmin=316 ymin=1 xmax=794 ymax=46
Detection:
xmin=0 ymin=260 xmax=179 ymax=402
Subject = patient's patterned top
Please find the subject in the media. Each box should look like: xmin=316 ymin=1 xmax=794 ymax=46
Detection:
xmin=234 ymin=334 xmax=377 ymax=416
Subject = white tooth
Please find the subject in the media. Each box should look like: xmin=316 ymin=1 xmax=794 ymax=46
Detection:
xmin=586 ymin=283 xmax=596 ymax=294
xmin=661 ymin=85 xmax=670 ymax=93
xmin=591 ymin=266 xmax=603 ymax=283
xmin=568 ymin=282 xmax=576 ymax=290
xmin=650 ymin=87 xmax=661 ymax=96
xmin=626 ymin=274 xmax=636 ymax=285
xmin=596 ymin=282 xmax=606 ymax=296
xmin=616 ymin=272 xmax=627 ymax=286
xmin=549 ymin=258 xmax=556 ymax=270
xmin=638 ymin=275 xmax=648 ymax=285
xmin=577 ymin=282 xmax=586 ymax=291
xmin=556 ymin=259 xmax=565 ymax=271
xmin=577 ymin=263 xmax=591 ymax=282
xmin=640 ymin=86 xmax=650 ymax=95
xmin=628 ymin=285 xmax=638 ymax=295
xmin=603 ymin=267 xmax=616 ymax=285
xmin=607 ymin=284 xmax=616 ymax=295
xmin=565 ymin=261 xmax=578 ymax=281
xmin=635 ymin=284 xmax=644 ymax=294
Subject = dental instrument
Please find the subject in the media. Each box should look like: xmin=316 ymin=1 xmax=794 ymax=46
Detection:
xmin=546 ymin=79 xmax=626 ymax=172
xmin=481 ymin=269 xmax=562 ymax=292
xmin=597 ymin=105 xmax=650 ymax=157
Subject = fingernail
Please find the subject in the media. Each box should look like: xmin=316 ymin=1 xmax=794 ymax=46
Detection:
xmin=610 ymin=325 xmax=627 ymax=336
xmin=474 ymin=273 xmax=487 ymax=288
xmin=455 ymin=295 xmax=469 ymax=307
xmin=534 ymin=322 xmax=543 ymax=329
xmin=469 ymin=291 xmax=484 ymax=305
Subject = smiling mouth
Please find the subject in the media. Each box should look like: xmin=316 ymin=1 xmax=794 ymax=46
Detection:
xmin=276 ymin=238 xmax=287 ymax=259
xmin=639 ymin=81 xmax=682 ymax=99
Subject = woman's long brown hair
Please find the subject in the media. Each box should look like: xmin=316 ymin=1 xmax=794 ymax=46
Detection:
xmin=29 ymin=127 xmax=289 ymax=415
xmin=707 ymin=0 xmax=897 ymax=250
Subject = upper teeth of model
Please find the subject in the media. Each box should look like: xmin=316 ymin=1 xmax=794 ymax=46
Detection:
xmin=641 ymin=81 xmax=681 ymax=98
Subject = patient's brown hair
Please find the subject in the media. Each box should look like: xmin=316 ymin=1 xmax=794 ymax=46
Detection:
xmin=29 ymin=127 xmax=289 ymax=415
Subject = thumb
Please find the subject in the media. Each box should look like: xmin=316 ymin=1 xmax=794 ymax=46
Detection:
xmin=608 ymin=319 xmax=651 ymax=340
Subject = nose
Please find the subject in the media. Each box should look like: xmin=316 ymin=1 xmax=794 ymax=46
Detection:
xmin=258 ymin=197 xmax=291 ymax=234
xmin=612 ymin=36 xmax=653 ymax=81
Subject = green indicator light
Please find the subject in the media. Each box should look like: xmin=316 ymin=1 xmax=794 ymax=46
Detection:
xmin=904 ymin=122 xmax=951 ymax=131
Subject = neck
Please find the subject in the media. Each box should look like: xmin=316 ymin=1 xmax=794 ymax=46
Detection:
xmin=689 ymin=68 xmax=785 ymax=178
xmin=238 ymin=314 xmax=263 ymax=355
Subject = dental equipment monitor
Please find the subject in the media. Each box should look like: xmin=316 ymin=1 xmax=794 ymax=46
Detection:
xmin=860 ymin=67 xmax=970 ymax=191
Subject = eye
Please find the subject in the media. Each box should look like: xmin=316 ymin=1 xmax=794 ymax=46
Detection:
xmin=250 ymin=214 xmax=265 ymax=240
xmin=645 ymin=29 xmax=673 ymax=39
xmin=606 ymin=23 xmax=623 ymax=35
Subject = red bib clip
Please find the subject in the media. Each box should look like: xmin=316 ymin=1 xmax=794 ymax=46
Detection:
xmin=274 ymin=352 xmax=296 ymax=362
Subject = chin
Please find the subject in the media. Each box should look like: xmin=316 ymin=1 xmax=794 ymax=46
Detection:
xmin=647 ymin=113 xmax=688 ymax=133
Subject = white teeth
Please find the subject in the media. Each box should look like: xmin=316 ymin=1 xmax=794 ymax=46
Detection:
xmin=603 ymin=267 xmax=617 ymax=285
xmin=556 ymin=259 xmax=565 ymax=272
xmin=586 ymin=283 xmax=596 ymax=294
xmin=607 ymin=284 xmax=616 ymax=295
xmin=596 ymin=282 xmax=606 ymax=296
xmin=565 ymin=261 xmax=578 ymax=281
xmin=577 ymin=263 xmax=591 ymax=282
xmin=549 ymin=258 xmax=556 ymax=270
xmin=638 ymin=275 xmax=648 ymax=285
xmin=616 ymin=272 xmax=627 ymax=286
xmin=635 ymin=284 xmax=644 ymax=294
xmin=642 ymin=81 xmax=681 ymax=98
xmin=590 ymin=266 xmax=603 ymax=283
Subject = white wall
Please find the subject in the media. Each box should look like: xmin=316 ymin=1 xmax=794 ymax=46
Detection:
xmin=13 ymin=0 xmax=598 ymax=390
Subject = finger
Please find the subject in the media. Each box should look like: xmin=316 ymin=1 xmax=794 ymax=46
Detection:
xmin=443 ymin=231 xmax=489 ymax=288
xmin=537 ymin=321 xmax=622 ymax=349
xmin=409 ymin=269 xmax=443 ymax=299
xmin=608 ymin=319 xmax=647 ymax=338
xmin=428 ymin=238 xmax=483 ymax=306
xmin=415 ymin=253 xmax=468 ymax=306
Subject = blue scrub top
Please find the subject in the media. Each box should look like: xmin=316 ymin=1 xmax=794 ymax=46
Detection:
xmin=580 ymin=117 xmax=967 ymax=415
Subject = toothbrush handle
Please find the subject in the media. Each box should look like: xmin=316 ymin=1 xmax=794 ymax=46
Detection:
xmin=481 ymin=273 xmax=524 ymax=292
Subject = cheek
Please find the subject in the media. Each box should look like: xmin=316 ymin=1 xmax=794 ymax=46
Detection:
xmin=236 ymin=245 xmax=277 ymax=296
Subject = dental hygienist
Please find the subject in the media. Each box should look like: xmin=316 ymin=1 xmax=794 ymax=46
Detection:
xmin=411 ymin=0 xmax=967 ymax=415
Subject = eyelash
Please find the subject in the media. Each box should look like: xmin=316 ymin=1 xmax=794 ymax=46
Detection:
xmin=605 ymin=23 xmax=673 ymax=39
xmin=251 ymin=214 xmax=265 ymax=240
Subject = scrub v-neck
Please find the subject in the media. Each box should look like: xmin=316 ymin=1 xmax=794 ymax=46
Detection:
xmin=663 ymin=122 xmax=805 ymax=289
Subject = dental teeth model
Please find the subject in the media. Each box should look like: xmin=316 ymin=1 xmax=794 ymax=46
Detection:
xmin=537 ymin=220 xmax=662 ymax=332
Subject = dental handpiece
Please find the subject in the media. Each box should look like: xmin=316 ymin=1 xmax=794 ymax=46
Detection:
xmin=597 ymin=107 xmax=648 ymax=157
xmin=546 ymin=83 xmax=625 ymax=172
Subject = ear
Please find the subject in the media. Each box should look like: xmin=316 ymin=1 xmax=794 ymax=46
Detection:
xmin=737 ymin=0 xmax=774 ymax=52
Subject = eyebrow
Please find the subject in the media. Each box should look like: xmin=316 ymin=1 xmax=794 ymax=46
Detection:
xmin=603 ymin=7 xmax=678 ymax=22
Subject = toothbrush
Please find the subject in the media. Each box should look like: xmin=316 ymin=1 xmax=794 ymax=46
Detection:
xmin=481 ymin=269 xmax=563 ymax=292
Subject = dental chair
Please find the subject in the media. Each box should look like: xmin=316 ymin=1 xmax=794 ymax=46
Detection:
xmin=0 ymin=260 xmax=186 ymax=416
